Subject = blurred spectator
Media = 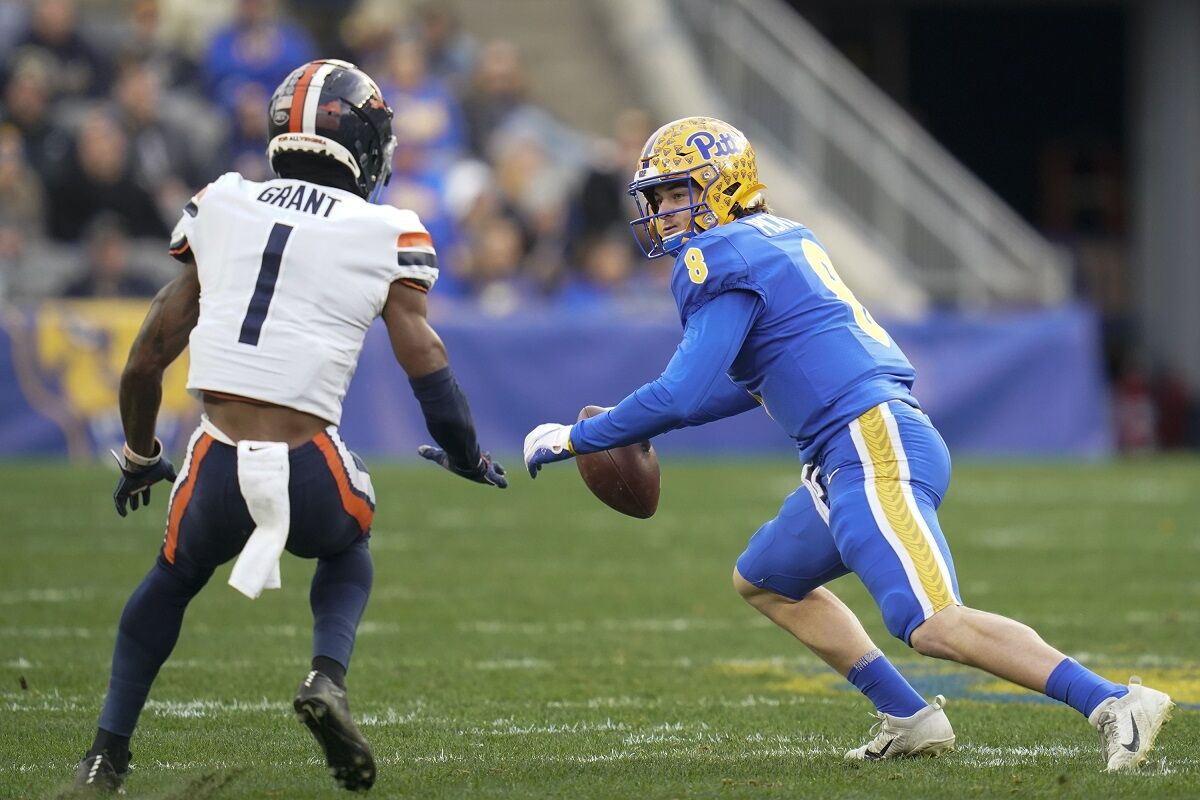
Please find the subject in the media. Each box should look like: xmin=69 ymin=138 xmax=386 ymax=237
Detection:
xmin=0 ymin=214 xmax=21 ymax=299
xmin=461 ymin=39 xmax=527 ymax=158
xmin=223 ymin=81 xmax=273 ymax=182
xmin=1154 ymin=368 xmax=1193 ymax=450
xmin=338 ymin=0 xmax=405 ymax=75
xmin=558 ymin=232 xmax=635 ymax=314
xmin=413 ymin=1 xmax=477 ymax=91
xmin=5 ymin=0 xmax=112 ymax=100
xmin=462 ymin=213 xmax=538 ymax=317
xmin=461 ymin=39 xmax=585 ymax=168
xmin=120 ymin=0 xmax=203 ymax=95
xmin=1 ymin=57 xmax=72 ymax=187
xmin=0 ymin=124 xmax=45 ymax=234
xmin=286 ymin=0 xmax=355 ymax=60
xmin=569 ymin=107 xmax=651 ymax=267
xmin=1113 ymin=353 xmax=1156 ymax=453
xmin=0 ymin=2 xmax=25 ymax=54
xmin=203 ymin=0 xmax=315 ymax=114
xmin=378 ymin=36 xmax=467 ymax=170
xmin=62 ymin=215 xmax=160 ymax=298
xmin=47 ymin=109 xmax=167 ymax=242
xmin=112 ymin=57 xmax=212 ymax=219
xmin=490 ymin=128 xmax=576 ymax=294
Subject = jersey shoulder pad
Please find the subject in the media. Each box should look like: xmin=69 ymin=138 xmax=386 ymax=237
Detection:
xmin=387 ymin=209 xmax=438 ymax=292
xmin=671 ymin=228 xmax=764 ymax=322
xmin=168 ymin=173 xmax=244 ymax=261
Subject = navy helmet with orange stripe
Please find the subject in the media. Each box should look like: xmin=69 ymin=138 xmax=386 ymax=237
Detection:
xmin=267 ymin=59 xmax=396 ymax=201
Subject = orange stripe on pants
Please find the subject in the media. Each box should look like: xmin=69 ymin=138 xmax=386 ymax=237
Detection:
xmin=164 ymin=435 xmax=214 ymax=564
xmin=315 ymin=433 xmax=374 ymax=533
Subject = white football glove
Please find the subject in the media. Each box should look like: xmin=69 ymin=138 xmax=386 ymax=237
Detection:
xmin=523 ymin=422 xmax=575 ymax=478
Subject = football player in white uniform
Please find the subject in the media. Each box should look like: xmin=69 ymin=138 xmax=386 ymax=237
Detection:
xmin=75 ymin=59 xmax=506 ymax=794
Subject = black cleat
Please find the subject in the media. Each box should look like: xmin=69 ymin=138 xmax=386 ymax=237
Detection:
xmin=294 ymin=670 xmax=376 ymax=791
xmin=73 ymin=752 xmax=127 ymax=793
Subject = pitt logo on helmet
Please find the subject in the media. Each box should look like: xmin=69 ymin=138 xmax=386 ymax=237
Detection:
xmin=685 ymin=130 xmax=742 ymax=160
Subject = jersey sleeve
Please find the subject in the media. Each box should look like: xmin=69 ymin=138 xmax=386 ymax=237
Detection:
xmin=167 ymin=184 xmax=210 ymax=262
xmin=671 ymin=233 xmax=766 ymax=324
xmin=168 ymin=173 xmax=241 ymax=263
xmin=389 ymin=212 xmax=440 ymax=292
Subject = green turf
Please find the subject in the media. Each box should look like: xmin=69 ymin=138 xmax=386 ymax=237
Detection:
xmin=2 ymin=457 xmax=1198 ymax=799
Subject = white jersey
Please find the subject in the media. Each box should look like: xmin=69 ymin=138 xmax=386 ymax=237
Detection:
xmin=169 ymin=172 xmax=438 ymax=425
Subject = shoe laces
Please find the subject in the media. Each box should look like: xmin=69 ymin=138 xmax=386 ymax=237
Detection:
xmin=1094 ymin=706 xmax=1120 ymax=757
xmin=862 ymin=711 xmax=892 ymax=745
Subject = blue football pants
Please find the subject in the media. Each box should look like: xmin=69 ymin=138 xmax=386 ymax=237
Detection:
xmin=736 ymin=400 xmax=962 ymax=644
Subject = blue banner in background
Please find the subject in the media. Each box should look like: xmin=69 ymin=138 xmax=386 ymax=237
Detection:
xmin=0 ymin=302 xmax=1112 ymax=460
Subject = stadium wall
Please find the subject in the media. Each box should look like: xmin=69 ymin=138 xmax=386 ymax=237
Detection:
xmin=0 ymin=303 xmax=1112 ymax=460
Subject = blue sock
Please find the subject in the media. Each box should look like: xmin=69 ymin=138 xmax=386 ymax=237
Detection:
xmin=1044 ymin=657 xmax=1128 ymax=717
xmin=310 ymin=538 xmax=374 ymax=671
xmin=846 ymin=649 xmax=927 ymax=717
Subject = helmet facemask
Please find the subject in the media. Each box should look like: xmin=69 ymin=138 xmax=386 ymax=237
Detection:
xmin=629 ymin=170 xmax=720 ymax=259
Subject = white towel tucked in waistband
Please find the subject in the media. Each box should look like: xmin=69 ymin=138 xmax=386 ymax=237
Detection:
xmin=228 ymin=440 xmax=290 ymax=599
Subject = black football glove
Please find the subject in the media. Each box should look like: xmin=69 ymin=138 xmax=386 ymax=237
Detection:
xmin=111 ymin=440 xmax=179 ymax=517
xmin=417 ymin=446 xmax=508 ymax=489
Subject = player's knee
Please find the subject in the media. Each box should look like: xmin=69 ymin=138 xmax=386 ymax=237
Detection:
xmin=732 ymin=567 xmax=762 ymax=602
xmin=909 ymin=605 xmax=962 ymax=657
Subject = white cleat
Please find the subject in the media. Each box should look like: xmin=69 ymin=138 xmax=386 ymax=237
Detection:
xmin=844 ymin=695 xmax=956 ymax=760
xmin=1088 ymin=677 xmax=1174 ymax=771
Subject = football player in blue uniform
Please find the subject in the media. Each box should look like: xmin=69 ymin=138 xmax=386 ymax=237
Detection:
xmin=524 ymin=117 xmax=1172 ymax=769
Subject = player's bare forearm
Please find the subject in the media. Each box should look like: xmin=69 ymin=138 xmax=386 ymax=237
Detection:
xmin=119 ymin=262 xmax=200 ymax=454
xmin=381 ymin=280 xmax=449 ymax=377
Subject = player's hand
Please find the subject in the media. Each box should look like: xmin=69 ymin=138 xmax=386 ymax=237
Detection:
xmin=110 ymin=441 xmax=178 ymax=517
xmin=417 ymin=446 xmax=508 ymax=488
xmin=523 ymin=423 xmax=575 ymax=478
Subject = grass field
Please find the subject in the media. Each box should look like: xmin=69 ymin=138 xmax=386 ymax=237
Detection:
xmin=2 ymin=457 xmax=1199 ymax=799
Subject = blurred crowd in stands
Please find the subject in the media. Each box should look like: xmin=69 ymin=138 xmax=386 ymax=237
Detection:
xmin=1 ymin=0 xmax=1190 ymax=450
xmin=0 ymin=0 xmax=673 ymax=317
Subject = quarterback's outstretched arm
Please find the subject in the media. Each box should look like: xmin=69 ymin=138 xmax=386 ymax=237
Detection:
xmin=674 ymin=374 xmax=762 ymax=430
xmin=120 ymin=259 xmax=201 ymax=456
xmin=571 ymin=290 xmax=763 ymax=453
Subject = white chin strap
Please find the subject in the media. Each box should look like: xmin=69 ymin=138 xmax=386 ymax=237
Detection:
xmin=267 ymin=133 xmax=361 ymax=179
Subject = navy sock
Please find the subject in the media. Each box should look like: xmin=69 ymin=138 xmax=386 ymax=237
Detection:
xmin=98 ymin=560 xmax=208 ymax=737
xmin=87 ymin=728 xmax=131 ymax=772
xmin=1044 ymin=657 xmax=1127 ymax=717
xmin=313 ymin=655 xmax=346 ymax=688
xmin=846 ymin=649 xmax=927 ymax=717
xmin=310 ymin=538 xmax=373 ymax=674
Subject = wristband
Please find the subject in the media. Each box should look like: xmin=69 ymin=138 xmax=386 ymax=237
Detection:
xmin=121 ymin=438 xmax=163 ymax=468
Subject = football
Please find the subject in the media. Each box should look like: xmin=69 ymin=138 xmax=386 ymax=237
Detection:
xmin=575 ymin=405 xmax=660 ymax=518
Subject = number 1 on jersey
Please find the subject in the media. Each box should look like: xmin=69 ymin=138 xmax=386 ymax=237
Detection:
xmin=238 ymin=222 xmax=294 ymax=346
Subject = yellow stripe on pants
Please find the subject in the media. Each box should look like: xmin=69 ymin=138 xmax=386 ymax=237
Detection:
xmin=857 ymin=406 xmax=956 ymax=612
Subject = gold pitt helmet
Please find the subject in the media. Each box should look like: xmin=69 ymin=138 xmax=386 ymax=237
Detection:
xmin=627 ymin=116 xmax=766 ymax=258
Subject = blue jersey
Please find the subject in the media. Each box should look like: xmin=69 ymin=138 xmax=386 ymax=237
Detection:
xmin=572 ymin=214 xmax=917 ymax=463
